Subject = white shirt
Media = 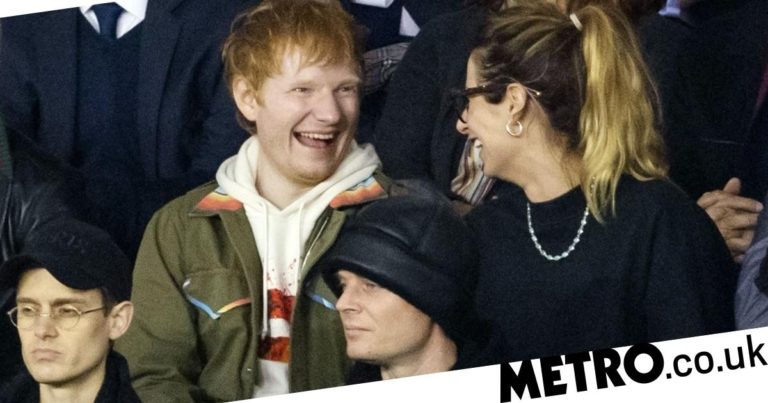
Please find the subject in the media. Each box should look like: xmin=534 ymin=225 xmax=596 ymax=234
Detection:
xmin=80 ymin=0 xmax=147 ymax=38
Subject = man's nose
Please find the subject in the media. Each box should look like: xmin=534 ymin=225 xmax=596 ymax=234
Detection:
xmin=32 ymin=314 xmax=59 ymax=339
xmin=335 ymin=287 xmax=360 ymax=313
xmin=312 ymin=91 xmax=342 ymax=124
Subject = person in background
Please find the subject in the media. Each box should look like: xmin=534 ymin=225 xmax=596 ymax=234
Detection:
xmin=116 ymin=1 xmax=400 ymax=400
xmin=459 ymin=1 xmax=734 ymax=362
xmin=319 ymin=192 xmax=502 ymax=383
xmin=662 ymin=0 xmax=767 ymax=263
xmin=371 ymin=0 xmax=496 ymax=206
xmin=0 ymin=0 xmax=256 ymax=259
xmin=339 ymin=0 xmax=465 ymax=143
xmin=0 ymin=219 xmax=137 ymax=403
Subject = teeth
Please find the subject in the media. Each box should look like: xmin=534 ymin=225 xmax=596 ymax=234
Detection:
xmin=473 ymin=140 xmax=483 ymax=149
xmin=298 ymin=132 xmax=335 ymax=140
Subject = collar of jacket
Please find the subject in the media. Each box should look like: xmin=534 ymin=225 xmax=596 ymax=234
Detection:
xmin=188 ymin=174 xmax=388 ymax=217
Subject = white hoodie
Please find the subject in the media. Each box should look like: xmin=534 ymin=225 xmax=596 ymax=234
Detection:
xmin=216 ymin=137 xmax=381 ymax=397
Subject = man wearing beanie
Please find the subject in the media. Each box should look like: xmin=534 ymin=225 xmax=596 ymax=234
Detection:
xmin=0 ymin=219 xmax=138 ymax=403
xmin=320 ymin=194 xmax=503 ymax=382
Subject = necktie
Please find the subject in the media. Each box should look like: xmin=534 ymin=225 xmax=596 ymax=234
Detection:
xmin=92 ymin=3 xmax=124 ymax=39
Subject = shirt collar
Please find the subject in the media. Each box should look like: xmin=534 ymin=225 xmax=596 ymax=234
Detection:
xmin=81 ymin=0 xmax=147 ymax=21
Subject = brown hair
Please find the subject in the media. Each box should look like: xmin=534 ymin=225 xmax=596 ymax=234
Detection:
xmin=221 ymin=0 xmax=365 ymax=133
xmin=474 ymin=0 xmax=666 ymax=221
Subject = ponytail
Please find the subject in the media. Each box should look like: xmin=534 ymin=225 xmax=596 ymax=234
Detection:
xmin=476 ymin=1 xmax=666 ymax=222
xmin=576 ymin=5 xmax=666 ymax=222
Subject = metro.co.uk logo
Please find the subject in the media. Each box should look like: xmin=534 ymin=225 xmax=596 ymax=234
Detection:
xmin=501 ymin=334 xmax=767 ymax=401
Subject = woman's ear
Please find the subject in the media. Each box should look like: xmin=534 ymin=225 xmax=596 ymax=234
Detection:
xmin=232 ymin=76 xmax=260 ymax=123
xmin=505 ymin=83 xmax=530 ymax=119
xmin=107 ymin=301 xmax=134 ymax=341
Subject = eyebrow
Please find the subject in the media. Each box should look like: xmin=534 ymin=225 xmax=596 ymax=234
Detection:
xmin=16 ymin=297 xmax=89 ymax=306
xmin=287 ymin=77 xmax=362 ymax=87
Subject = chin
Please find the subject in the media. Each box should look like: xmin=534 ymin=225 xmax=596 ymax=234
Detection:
xmin=29 ymin=366 xmax=69 ymax=386
xmin=346 ymin=345 xmax=374 ymax=362
xmin=298 ymin=164 xmax=341 ymax=185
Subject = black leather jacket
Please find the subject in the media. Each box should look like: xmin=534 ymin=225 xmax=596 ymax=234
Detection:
xmin=0 ymin=130 xmax=83 ymax=384
xmin=0 ymin=137 xmax=81 ymax=261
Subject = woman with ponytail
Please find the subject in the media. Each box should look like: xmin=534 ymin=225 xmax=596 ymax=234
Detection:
xmin=458 ymin=1 xmax=735 ymax=361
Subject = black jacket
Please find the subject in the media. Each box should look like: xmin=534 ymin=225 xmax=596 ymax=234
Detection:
xmin=663 ymin=0 xmax=768 ymax=200
xmin=0 ymin=350 xmax=140 ymax=403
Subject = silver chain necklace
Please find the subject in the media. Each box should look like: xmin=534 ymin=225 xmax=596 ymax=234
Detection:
xmin=526 ymin=202 xmax=589 ymax=261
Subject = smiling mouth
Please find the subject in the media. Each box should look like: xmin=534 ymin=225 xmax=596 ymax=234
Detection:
xmin=294 ymin=131 xmax=339 ymax=148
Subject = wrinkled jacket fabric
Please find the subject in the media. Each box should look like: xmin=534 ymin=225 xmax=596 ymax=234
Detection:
xmin=116 ymin=172 xmax=393 ymax=402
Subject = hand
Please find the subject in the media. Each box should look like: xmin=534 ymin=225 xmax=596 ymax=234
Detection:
xmin=697 ymin=178 xmax=763 ymax=263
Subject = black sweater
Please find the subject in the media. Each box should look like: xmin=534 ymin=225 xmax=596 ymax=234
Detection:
xmin=467 ymin=177 xmax=735 ymax=362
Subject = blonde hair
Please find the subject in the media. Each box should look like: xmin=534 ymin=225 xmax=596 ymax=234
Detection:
xmin=221 ymin=0 xmax=364 ymax=133
xmin=475 ymin=0 xmax=666 ymax=221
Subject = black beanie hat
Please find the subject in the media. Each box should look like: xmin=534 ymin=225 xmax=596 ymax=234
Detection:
xmin=319 ymin=192 xmax=479 ymax=345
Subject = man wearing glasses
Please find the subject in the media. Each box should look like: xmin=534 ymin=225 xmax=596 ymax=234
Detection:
xmin=0 ymin=219 xmax=139 ymax=403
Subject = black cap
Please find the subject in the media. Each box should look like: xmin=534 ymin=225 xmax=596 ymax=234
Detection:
xmin=318 ymin=191 xmax=480 ymax=345
xmin=0 ymin=219 xmax=131 ymax=301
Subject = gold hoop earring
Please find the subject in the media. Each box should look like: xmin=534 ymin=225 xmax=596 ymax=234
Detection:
xmin=506 ymin=120 xmax=523 ymax=137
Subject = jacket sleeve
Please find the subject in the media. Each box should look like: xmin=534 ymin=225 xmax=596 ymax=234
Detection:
xmin=114 ymin=203 xmax=203 ymax=403
xmin=735 ymin=195 xmax=768 ymax=330
xmin=9 ymin=135 xmax=85 ymax=252
xmin=643 ymin=194 xmax=736 ymax=341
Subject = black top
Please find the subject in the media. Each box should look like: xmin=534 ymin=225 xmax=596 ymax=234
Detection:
xmin=0 ymin=350 xmax=140 ymax=403
xmin=467 ymin=177 xmax=735 ymax=362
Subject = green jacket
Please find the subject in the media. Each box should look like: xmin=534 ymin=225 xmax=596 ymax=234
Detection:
xmin=116 ymin=172 xmax=393 ymax=402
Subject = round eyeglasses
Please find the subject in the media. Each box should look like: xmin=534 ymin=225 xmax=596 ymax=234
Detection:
xmin=7 ymin=305 xmax=106 ymax=330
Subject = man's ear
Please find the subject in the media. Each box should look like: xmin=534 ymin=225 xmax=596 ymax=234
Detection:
xmin=505 ymin=83 xmax=530 ymax=119
xmin=107 ymin=301 xmax=134 ymax=341
xmin=232 ymin=76 xmax=260 ymax=123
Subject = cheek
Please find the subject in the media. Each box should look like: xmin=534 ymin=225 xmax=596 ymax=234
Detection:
xmin=385 ymin=307 xmax=432 ymax=348
xmin=256 ymin=101 xmax=305 ymax=131
xmin=339 ymin=97 xmax=360 ymax=124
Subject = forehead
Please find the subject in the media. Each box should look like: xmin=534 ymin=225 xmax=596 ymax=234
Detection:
xmin=270 ymin=49 xmax=360 ymax=84
xmin=16 ymin=268 xmax=99 ymax=303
